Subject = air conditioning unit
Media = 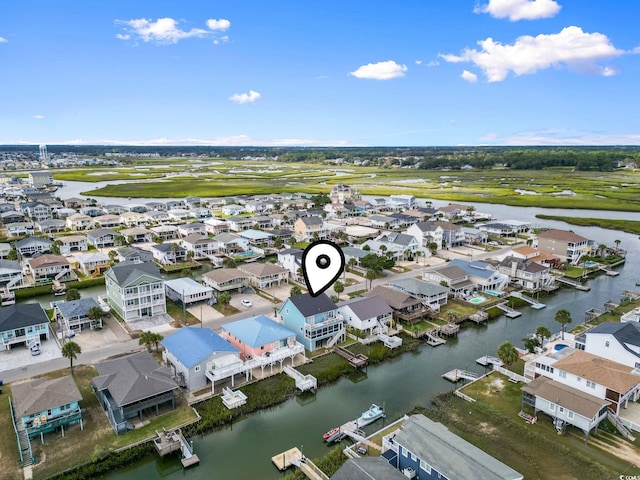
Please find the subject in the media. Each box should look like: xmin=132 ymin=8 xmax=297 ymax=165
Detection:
xmin=402 ymin=467 xmax=416 ymax=478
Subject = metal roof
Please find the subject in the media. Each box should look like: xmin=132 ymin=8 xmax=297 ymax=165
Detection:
xmin=161 ymin=327 xmax=239 ymax=369
xmin=223 ymin=315 xmax=295 ymax=347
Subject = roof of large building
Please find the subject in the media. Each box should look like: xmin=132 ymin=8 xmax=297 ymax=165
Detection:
xmin=92 ymin=351 xmax=178 ymax=407
xmin=330 ymin=457 xmax=406 ymax=480
xmin=521 ymin=376 xmax=609 ymax=420
xmin=161 ymin=327 xmax=238 ymax=369
xmin=393 ymin=414 xmax=523 ymax=480
xmin=12 ymin=375 xmax=83 ymax=418
xmin=587 ymin=322 xmax=640 ymax=359
xmin=287 ymin=293 xmax=337 ymax=317
xmin=105 ymin=261 xmax=162 ymax=286
xmin=0 ymin=303 xmax=51 ymax=331
xmin=341 ymin=295 xmax=392 ymax=319
xmin=165 ymin=277 xmax=213 ymax=295
xmin=239 ymin=262 xmax=289 ymax=277
xmin=223 ymin=315 xmax=294 ymax=347
xmin=203 ymin=268 xmax=248 ymax=283
xmin=538 ymin=229 xmax=588 ymax=243
xmin=56 ymin=297 xmax=100 ymax=318
xmin=391 ymin=277 xmax=449 ymax=297
xmin=364 ymin=285 xmax=422 ymax=310
xmin=553 ymin=349 xmax=640 ymax=393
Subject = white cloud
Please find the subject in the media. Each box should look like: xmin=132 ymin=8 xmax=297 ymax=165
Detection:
xmin=474 ymin=0 xmax=561 ymax=21
xmin=0 ymin=36 xmax=7 ymax=43
xmin=16 ymin=136 xmax=352 ymax=147
xmin=415 ymin=60 xmax=423 ymax=65
xmin=229 ymin=90 xmax=261 ymax=104
xmin=440 ymin=26 xmax=624 ymax=82
xmin=426 ymin=60 xmax=440 ymax=67
xmin=32 ymin=115 xmax=45 ymax=120
xmin=461 ymin=70 xmax=478 ymax=83
xmin=349 ymin=60 xmax=407 ymax=80
xmin=213 ymin=35 xmax=229 ymax=45
xmin=115 ymin=17 xmax=227 ymax=45
xmin=480 ymin=129 xmax=640 ymax=145
xmin=206 ymin=19 xmax=231 ymax=31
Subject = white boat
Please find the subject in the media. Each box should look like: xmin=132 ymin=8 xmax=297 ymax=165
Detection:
xmin=356 ymin=404 xmax=385 ymax=428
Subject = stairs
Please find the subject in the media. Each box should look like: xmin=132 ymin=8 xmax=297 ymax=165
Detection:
xmin=9 ymin=397 xmax=34 ymax=466
xmin=326 ymin=328 xmax=345 ymax=348
xmin=607 ymin=409 xmax=636 ymax=441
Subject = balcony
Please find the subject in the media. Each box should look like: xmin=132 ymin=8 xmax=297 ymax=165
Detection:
xmin=259 ymin=342 xmax=304 ymax=364
xmin=305 ymin=314 xmax=344 ymax=330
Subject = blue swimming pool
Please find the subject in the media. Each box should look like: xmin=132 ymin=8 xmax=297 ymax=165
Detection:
xmin=484 ymin=290 xmax=502 ymax=297
xmin=236 ymin=250 xmax=255 ymax=257
xmin=584 ymin=261 xmax=597 ymax=267
xmin=554 ymin=344 xmax=569 ymax=351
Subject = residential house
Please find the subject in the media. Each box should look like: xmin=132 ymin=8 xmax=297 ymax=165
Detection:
xmin=238 ymin=263 xmax=289 ymax=289
xmin=226 ymin=216 xmax=255 ymax=232
xmin=364 ymin=285 xmax=426 ymax=324
xmin=86 ymin=228 xmax=118 ymax=249
xmin=16 ymin=236 xmax=53 ymax=256
xmin=478 ymin=222 xmax=520 ymax=237
xmin=0 ymin=303 xmax=50 ymax=350
xmin=94 ymin=214 xmax=122 ymax=228
xmin=437 ymin=221 xmax=466 ymax=247
xmin=522 ymin=376 xmax=610 ymax=441
xmin=146 ymin=201 xmax=166 ymax=212
xmin=105 ymin=262 xmax=166 ymax=323
xmin=341 ymin=246 xmax=371 ymax=267
xmin=249 ymin=215 xmax=273 ymax=229
xmin=119 ymin=211 xmax=147 ymax=227
xmin=145 ymin=210 xmax=170 ymax=224
xmin=621 ymin=308 xmax=640 ymax=324
xmin=202 ymin=268 xmax=250 ymax=294
xmin=126 ymin=204 xmax=147 ymax=214
xmin=178 ymin=222 xmax=206 ymax=237
xmin=331 ymin=458 xmax=406 ymax=480
xmin=185 ymin=196 xmax=201 ymax=208
xmin=390 ymin=278 xmax=448 ymax=311
xmin=511 ymin=245 xmax=562 ymax=270
xmin=54 ymin=207 xmax=78 ymax=219
xmin=165 ymin=200 xmax=186 ymax=210
xmin=150 ymin=225 xmax=178 ymax=240
xmin=151 ymin=243 xmax=187 ymax=265
xmin=381 ymin=414 xmax=523 ymax=480
xmin=57 ymin=235 xmax=88 ymax=253
xmin=435 ymin=203 xmax=469 ymax=221
xmin=120 ymin=227 xmax=152 ymax=243
xmin=0 ymin=243 xmax=11 ymax=259
xmin=238 ymin=229 xmax=273 ymax=246
xmin=12 ymin=376 xmax=83 ymax=440
xmin=167 ymin=208 xmax=191 ymax=222
xmin=190 ymin=207 xmax=212 ymax=220
xmin=204 ymin=218 xmax=229 ymax=235
xmin=280 ymin=293 xmax=343 ymax=351
xmin=161 ymin=327 xmax=240 ymax=391
xmin=406 ymin=221 xmax=444 ymax=252
xmin=447 ymin=259 xmax=509 ymax=292
xmin=28 ymin=171 xmax=54 ymax=187
xmin=363 ymin=233 xmax=420 ymax=261
xmin=497 ymin=256 xmax=553 ymax=291
xmin=76 ymin=252 xmax=111 ymax=276
xmin=212 ymin=232 xmax=249 ymax=255
xmin=293 ymin=216 xmax=329 ymax=241
xmin=0 ymin=210 xmax=26 ymax=225
xmin=55 ymin=297 xmax=103 ymax=334
xmin=277 ymin=248 xmax=303 ymax=280
xmin=368 ymin=214 xmax=401 ymax=229
xmin=575 ymin=322 xmax=640 ymax=369
xmin=222 ymin=315 xmax=302 ymax=362
xmin=164 ymin=278 xmax=214 ymax=305
xmin=387 ymin=213 xmax=415 ymax=229
xmin=116 ymin=246 xmax=153 ymax=264
xmin=537 ymin=229 xmax=591 ymax=264
xmin=425 ymin=265 xmax=473 ymax=298
xmin=389 ymin=194 xmax=415 ymax=208
xmin=79 ymin=206 xmax=105 ymax=218
xmin=20 ymin=202 xmax=52 ymax=222
xmin=27 ymin=254 xmax=72 ymax=281
xmin=93 ymin=351 xmax=179 ymax=434
xmin=6 ymin=222 xmax=35 ymax=237
xmin=103 ymin=205 xmax=128 ymax=215
xmin=338 ymin=295 xmax=393 ymax=335
xmin=35 ymin=219 xmax=66 ymax=234
xmin=329 ymin=183 xmax=361 ymax=204
xmin=181 ymin=233 xmax=219 ymax=259
xmin=66 ymin=213 xmax=92 ymax=231
xmin=462 ymin=227 xmax=488 ymax=245
xmin=221 ymin=204 xmax=245 ymax=216
xmin=0 ymin=259 xmax=22 ymax=290
xmin=244 ymin=201 xmax=268 ymax=214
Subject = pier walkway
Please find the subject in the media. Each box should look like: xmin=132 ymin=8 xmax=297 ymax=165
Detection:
xmin=442 ymin=369 xmax=480 ymax=382
xmin=510 ymin=291 xmax=545 ymax=309
xmin=153 ymin=428 xmax=199 ymax=468
xmin=495 ymin=302 xmax=522 ymax=318
xmin=334 ymin=346 xmax=369 ymax=368
xmin=283 ymin=365 xmax=317 ymax=391
xmin=555 ymin=276 xmax=590 ymax=291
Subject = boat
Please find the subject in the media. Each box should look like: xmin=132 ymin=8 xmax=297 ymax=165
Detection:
xmin=322 ymin=427 xmax=340 ymax=440
xmin=356 ymin=404 xmax=385 ymax=428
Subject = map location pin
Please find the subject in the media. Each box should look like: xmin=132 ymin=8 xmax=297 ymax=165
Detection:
xmin=302 ymin=240 xmax=346 ymax=297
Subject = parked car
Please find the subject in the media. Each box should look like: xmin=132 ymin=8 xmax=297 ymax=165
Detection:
xmin=30 ymin=346 xmax=41 ymax=356
xmin=241 ymin=299 xmax=252 ymax=307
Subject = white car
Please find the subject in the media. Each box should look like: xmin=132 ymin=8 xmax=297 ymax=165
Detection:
xmin=241 ymin=299 xmax=252 ymax=308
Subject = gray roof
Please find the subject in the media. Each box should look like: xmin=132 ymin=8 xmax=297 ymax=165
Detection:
xmin=342 ymin=295 xmax=391 ymax=320
xmin=0 ymin=259 xmax=21 ymax=271
xmin=92 ymin=351 xmax=178 ymax=407
xmin=587 ymin=322 xmax=640 ymax=359
xmin=152 ymin=243 xmax=186 ymax=253
xmin=391 ymin=278 xmax=449 ymax=297
xmin=330 ymin=457 xmax=406 ymax=480
xmin=117 ymin=246 xmax=151 ymax=259
xmin=0 ymin=303 xmax=49 ymax=332
xmin=412 ymin=221 xmax=440 ymax=232
xmin=300 ymin=216 xmax=323 ymax=226
xmin=288 ymin=293 xmax=337 ymax=317
xmin=204 ymin=268 xmax=248 ymax=283
xmin=56 ymin=297 xmax=100 ymax=319
xmin=364 ymin=285 xmax=423 ymax=310
xmin=12 ymin=376 xmax=83 ymax=418
xmin=341 ymin=246 xmax=370 ymax=259
xmin=394 ymin=415 xmax=523 ymax=480
xmin=105 ymin=261 xmax=162 ymax=286
xmin=213 ymin=232 xmax=242 ymax=243
xmin=16 ymin=236 xmax=53 ymax=248
xmin=88 ymin=228 xmax=117 ymax=238
xmin=378 ymin=232 xmax=415 ymax=246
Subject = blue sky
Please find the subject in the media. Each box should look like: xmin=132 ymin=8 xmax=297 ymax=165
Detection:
xmin=1 ymin=0 xmax=638 ymax=146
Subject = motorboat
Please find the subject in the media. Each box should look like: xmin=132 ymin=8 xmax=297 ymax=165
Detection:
xmin=356 ymin=404 xmax=385 ymax=428
xmin=323 ymin=427 xmax=340 ymax=440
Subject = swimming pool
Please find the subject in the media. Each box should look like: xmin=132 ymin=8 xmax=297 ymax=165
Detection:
xmin=554 ymin=344 xmax=569 ymax=351
xmin=236 ymin=250 xmax=256 ymax=257
xmin=484 ymin=290 xmax=502 ymax=297
xmin=469 ymin=296 xmax=488 ymax=304
xmin=584 ymin=261 xmax=597 ymax=268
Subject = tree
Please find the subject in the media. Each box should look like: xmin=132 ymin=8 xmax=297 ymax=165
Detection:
xmin=88 ymin=306 xmax=104 ymax=324
xmin=181 ymin=268 xmax=192 ymax=278
xmin=150 ymin=332 xmax=163 ymax=352
xmin=65 ymin=288 xmax=81 ymax=301
xmin=365 ymin=269 xmax=377 ymax=290
xmin=139 ymin=331 xmax=154 ymax=352
xmin=218 ymin=291 xmax=232 ymax=308
xmin=614 ymin=239 xmax=621 ymax=254
xmin=497 ymin=341 xmax=519 ymax=367
xmin=51 ymin=240 xmax=62 ymax=255
xmin=535 ymin=326 xmax=551 ymax=346
xmin=7 ymin=248 xmax=18 ymax=261
xmin=554 ymin=309 xmax=572 ymax=340
xmin=62 ymin=341 xmax=82 ymax=374
xmin=273 ymin=236 xmax=283 ymax=249
xmin=427 ymin=242 xmax=438 ymax=256
xmin=333 ymin=280 xmax=344 ymax=295
xmin=347 ymin=258 xmax=357 ymax=271
xmin=522 ymin=336 xmax=541 ymax=353
xmin=223 ymin=257 xmax=237 ymax=268
xmin=290 ymin=285 xmax=302 ymax=296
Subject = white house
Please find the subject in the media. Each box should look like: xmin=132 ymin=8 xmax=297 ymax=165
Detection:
xmin=576 ymin=322 xmax=640 ymax=369
xmin=338 ymin=295 xmax=392 ymax=335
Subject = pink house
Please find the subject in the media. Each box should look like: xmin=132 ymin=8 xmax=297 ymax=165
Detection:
xmin=221 ymin=315 xmax=301 ymax=361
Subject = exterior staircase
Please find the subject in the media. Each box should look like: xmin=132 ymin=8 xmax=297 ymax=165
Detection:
xmin=607 ymin=409 xmax=636 ymax=441
xmin=9 ymin=397 xmax=34 ymax=466
xmin=326 ymin=328 xmax=345 ymax=348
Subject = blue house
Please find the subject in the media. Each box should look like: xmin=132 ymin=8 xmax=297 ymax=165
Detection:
xmin=161 ymin=327 xmax=240 ymax=391
xmin=382 ymin=414 xmax=523 ymax=480
xmin=12 ymin=375 xmax=83 ymax=441
xmin=279 ymin=293 xmax=343 ymax=351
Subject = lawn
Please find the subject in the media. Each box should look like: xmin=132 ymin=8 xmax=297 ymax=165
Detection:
xmin=571 ymin=297 xmax=640 ymax=335
xmin=0 ymin=385 xmax=23 ymax=480
xmin=536 ymin=214 xmax=640 ymax=236
xmin=165 ymin=300 xmax=200 ymax=326
xmin=438 ymin=300 xmax=478 ymax=321
xmin=213 ymin=303 xmax=241 ymax=316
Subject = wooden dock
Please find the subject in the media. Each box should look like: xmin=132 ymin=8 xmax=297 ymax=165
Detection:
xmin=272 ymin=447 xmax=303 ymax=470
xmin=335 ymin=346 xmax=369 ymax=368
xmin=442 ymin=369 xmax=480 ymax=382
xmin=221 ymin=387 xmax=247 ymax=409
xmin=425 ymin=331 xmax=446 ymax=346
xmin=476 ymin=355 xmax=503 ymax=367
xmin=468 ymin=311 xmax=489 ymax=324
xmin=495 ymin=302 xmax=522 ymax=318
xmin=555 ymin=276 xmax=590 ymax=291
xmin=153 ymin=428 xmax=199 ymax=468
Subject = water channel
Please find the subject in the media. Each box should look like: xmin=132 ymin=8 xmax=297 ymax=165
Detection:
xmin=64 ymin=196 xmax=635 ymax=479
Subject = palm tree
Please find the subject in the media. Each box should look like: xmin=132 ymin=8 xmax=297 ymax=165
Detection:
xmin=614 ymin=239 xmax=621 ymax=254
xmin=62 ymin=341 xmax=82 ymax=374
xmin=65 ymin=288 xmax=81 ymax=301
xmin=150 ymin=332 xmax=163 ymax=352
xmin=347 ymin=258 xmax=357 ymax=272
xmin=88 ymin=306 xmax=104 ymax=327
xmin=497 ymin=341 xmax=519 ymax=367
xmin=535 ymin=326 xmax=551 ymax=347
xmin=290 ymin=286 xmax=302 ymax=296
xmin=554 ymin=309 xmax=572 ymax=340
xmin=139 ymin=331 xmax=154 ymax=351
xmin=333 ymin=280 xmax=344 ymax=295
xmin=365 ymin=269 xmax=377 ymax=290
xmin=218 ymin=291 xmax=232 ymax=308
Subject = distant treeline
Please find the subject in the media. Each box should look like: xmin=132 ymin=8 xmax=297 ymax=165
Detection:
xmin=2 ymin=145 xmax=639 ymax=171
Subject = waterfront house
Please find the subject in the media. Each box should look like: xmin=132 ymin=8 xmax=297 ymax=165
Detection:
xmin=0 ymin=259 xmax=23 ymax=288
xmin=521 ymin=376 xmax=609 ymax=441
xmin=424 ymin=265 xmax=472 ymax=298
xmin=537 ymin=229 xmax=591 ymax=264
xmin=406 ymin=221 xmax=444 ymax=252
xmin=202 ymin=268 xmax=250 ymax=295
xmin=381 ymin=414 xmax=523 ymax=480
xmin=181 ymin=233 xmax=219 ymax=259
xmin=162 ymin=327 xmax=240 ymax=390
xmin=238 ymin=263 xmax=289 ymax=289
xmin=16 ymin=236 xmax=53 ymax=256
xmin=86 ymin=228 xmax=118 ymax=249
xmin=7 ymin=221 xmax=35 ymax=237
xmin=436 ymin=221 xmax=466 ymax=247
xmin=497 ymin=256 xmax=553 ymax=291
xmin=477 ymin=222 xmax=520 ymax=237
xmin=145 ymin=210 xmax=170 ymax=224
xmin=190 ymin=207 xmax=212 ymax=220
xmin=116 ymin=246 xmax=153 ymax=264
xmin=35 ymin=218 xmax=66 ymax=234
xmin=462 ymin=226 xmax=489 ymax=245
xmin=150 ymin=242 xmax=187 ymax=265
xmin=331 ymin=457 xmax=407 ymax=480
xmin=150 ymin=224 xmax=178 ymax=240
xmin=164 ymin=277 xmax=214 ymax=305
xmin=364 ymin=285 xmax=426 ymax=324
xmin=511 ymin=245 xmax=562 ymax=270
xmin=76 ymin=252 xmax=110 ymax=276
xmin=93 ymin=351 xmax=179 ymax=435
xmin=389 ymin=194 xmax=415 ymax=209
xmin=204 ymin=217 xmax=229 ymax=235
xmin=368 ymin=214 xmax=400 ymax=229
xmin=221 ymin=204 xmax=245 ymax=216
xmin=0 ymin=210 xmax=26 ymax=225
xmin=212 ymin=232 xmax=249 ymax=254
xmin=330 ymin=183 xmax=361 ymax=204
xmin=448 ymin=259 xmax=509 ymax=292
xmin=120 ymin=227 xmax=152 ymax=243
xmin=434 ymin=203 xmax=469 ymax=221
xmin=280 ymin=293 xmax=343 ymax=351
xmin=293 ymin=216 xmax=329 ymax=241
xmin=12 ymin=375 xmax=83 ymax=440
xmin=28 ymin=171 xmax=54 ymax=188
xmin=221 ymin=315 xmax=302 ymax=363
xmin=55 ymin=297 xmax=103 ymax=334
xmin=178 ymin=222 xmax=206 ymax=237
xmin=226 ymin=216 xmax=255 ymax=232
xmin=0 ymin=303 xmax=50 ymax=351
xmin=94 ymin=214 xmax=122 ymax=229
xmin=390 ymin=278 xmax=448 ymax=311
xmin=119 ymin=211 xmax=147 ymax=227
xmin=167 ymin=208 xmax=191 ymax=222
xmin=126 ymin=204 xmax=148 ymax=214
xmin=27 ymin=254 xmax=72 ymax=281
xmin=79 ymin=206 xmax=105 ymax=218
xmin=338 ymin=295 xmax=393 ymax=335
xmin=57 ymin=234 xmax=88 ymax=253
xmin=54 ymin=207 xmax=78 ymax=219
xmin=575 ymin=322 xmax=640 ymax=369
xmin=165 ymin=200 xmax=186 ymax=211
xmin=105 ymin=262 xmax=166 ymax=323
xmin=146 ymin=201 xmax=166 ymax=212
xmin=65 ymin=213 xmax=92 ymax=231
xmin=277 ymin=248 xmax=303 ymax=280
xmin=239 ymin=229 xmax=273 ymax=246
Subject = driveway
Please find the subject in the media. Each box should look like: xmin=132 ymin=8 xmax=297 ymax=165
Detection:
xmin=0 ymin=335 xmax=62 ymax=374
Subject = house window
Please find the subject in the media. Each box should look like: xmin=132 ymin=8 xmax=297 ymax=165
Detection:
xmin=410 ymin=452 xmax=416 ymax=461
xmin=577 ymin=377 xmax=581 ymax=382
xmin=558 ymin=370 xmax=566 ymax=379
xmin=402 ymin=448 xmax=407 ymax=458
xmin=568 ymin=411 xmax=574 ymax=419
xmin=558 ymin=407 xmax=564 ymax=414
xmin=586 ymin=380 xmax=596 ymax=389
xmin=194 ymin=365 xmax=201 ymax=372
xmin=549 ymin=402 xmax=556 ymax=412
xmin=420 ymin=460 xmax=432 ymax=474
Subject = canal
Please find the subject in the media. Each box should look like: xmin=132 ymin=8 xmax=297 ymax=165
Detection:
xmin=99 ymin=204 xmax=640 ymax=479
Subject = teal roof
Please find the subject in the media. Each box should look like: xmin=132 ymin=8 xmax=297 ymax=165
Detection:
xmin=223 ymin=315 xmax=294 ymax=347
